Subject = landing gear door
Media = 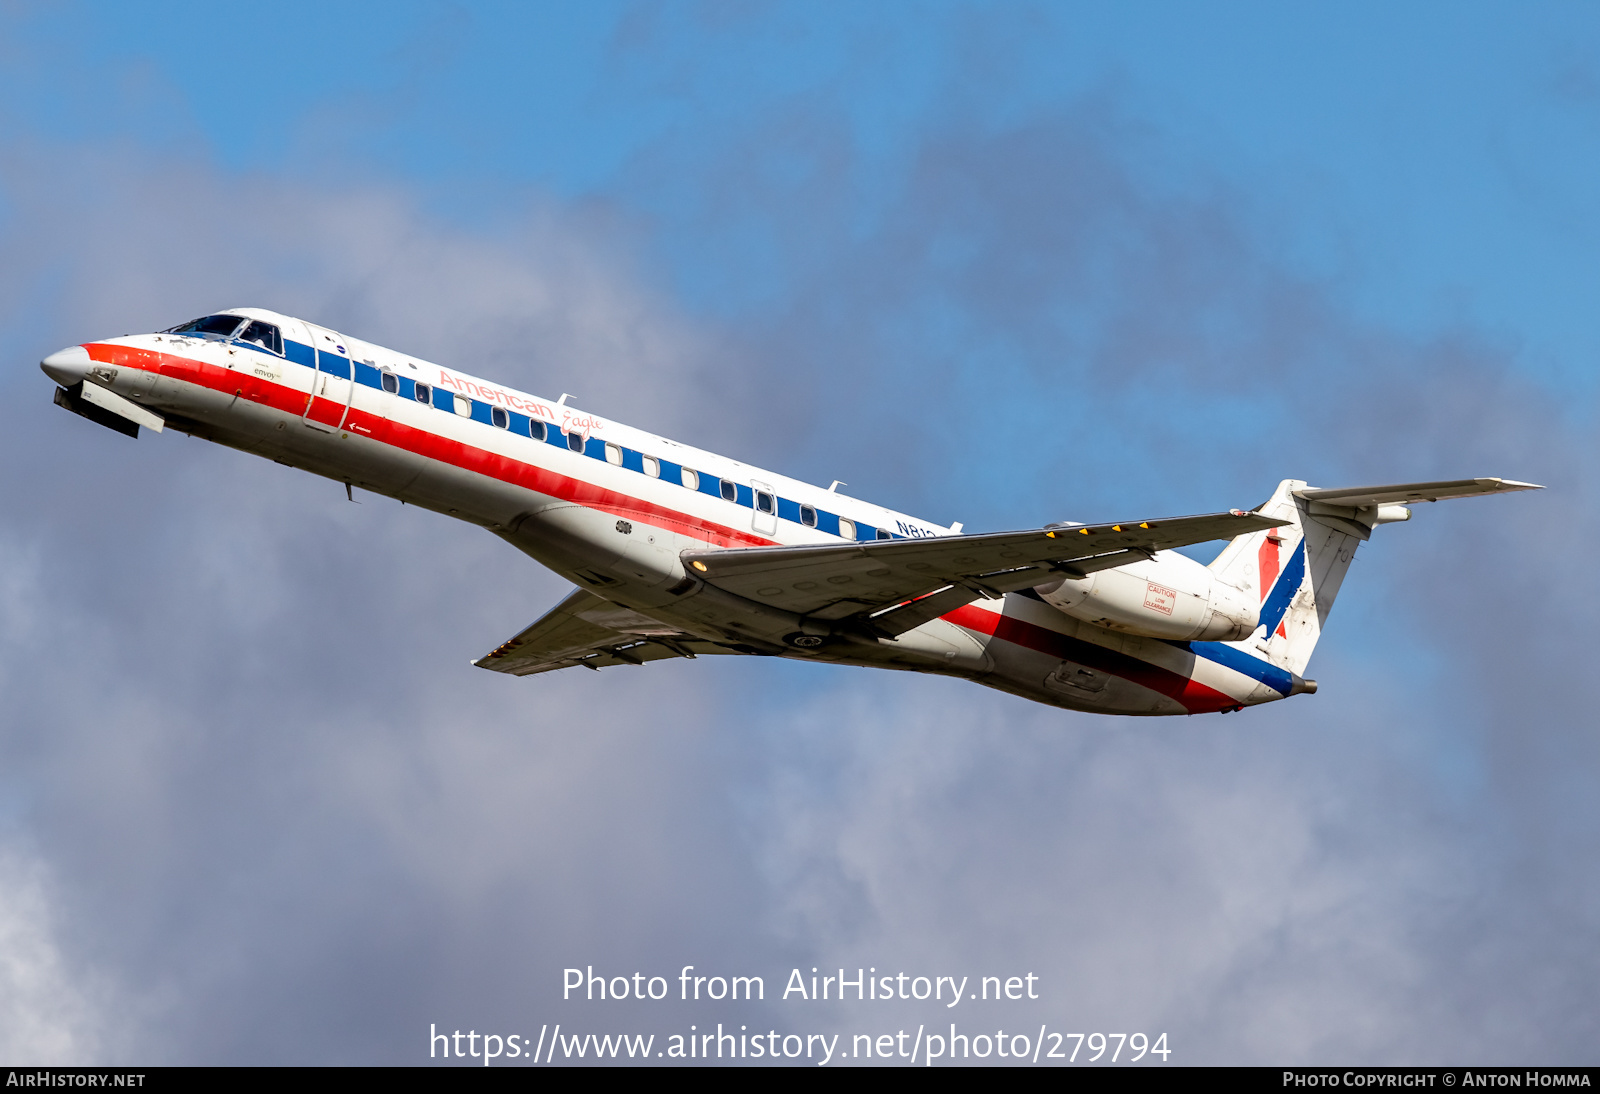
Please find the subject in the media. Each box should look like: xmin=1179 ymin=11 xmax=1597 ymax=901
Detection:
xmin=751 ymin=479 xmax=778 ymax=537
xmin=301 ymin=322 xmax=355 ymax=432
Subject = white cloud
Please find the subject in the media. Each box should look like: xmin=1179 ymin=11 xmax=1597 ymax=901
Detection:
xmin=0 ymin=846 xmax=104 ymax=1063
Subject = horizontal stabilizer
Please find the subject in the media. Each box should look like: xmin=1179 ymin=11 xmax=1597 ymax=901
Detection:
xmin=1294 ymin=478 xmax=1541 ymax=509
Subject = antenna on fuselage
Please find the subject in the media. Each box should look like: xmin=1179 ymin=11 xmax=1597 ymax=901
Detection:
xmin=557 ymin=393 xmax=574 ymax=406
xmin=828 ymin=481 xmax=846 ymax=493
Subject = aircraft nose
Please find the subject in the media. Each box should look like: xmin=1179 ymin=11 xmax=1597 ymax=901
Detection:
xmin=40 ymin=345 xmax=92 ymax=386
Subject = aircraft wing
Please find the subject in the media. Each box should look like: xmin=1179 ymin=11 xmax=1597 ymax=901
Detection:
xmin=680 ymin=509 xmax=1285 ymax=636
xmin=1295 ymin=477 xmax=1542 ymax=508
xmin=473 ymin=587 xmax=746 ymax=676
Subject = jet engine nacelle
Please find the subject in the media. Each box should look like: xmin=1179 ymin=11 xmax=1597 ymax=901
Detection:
xmin=1035 ymin=552 xmax=1259 ymax=642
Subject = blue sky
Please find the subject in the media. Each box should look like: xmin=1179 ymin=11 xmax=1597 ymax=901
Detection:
xmin=10 ymin=1 xmax=1599 ymax=383
xmin=0 ymin=1 xmax=1596 ymax=1066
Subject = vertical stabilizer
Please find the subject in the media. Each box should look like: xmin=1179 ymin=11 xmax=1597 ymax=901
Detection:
xmin=1208 ymin=479 xmax=1367 ymax=675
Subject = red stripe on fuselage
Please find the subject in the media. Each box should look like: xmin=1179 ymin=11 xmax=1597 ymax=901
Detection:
xmin=944 ymin=603 xmax=1239 ymax=714
xmin=85 ymin=343 xmax=775 ymax=550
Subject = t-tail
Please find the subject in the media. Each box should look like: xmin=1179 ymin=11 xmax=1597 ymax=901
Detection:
xmin=1207 ymin=477 xmax=1541 ymax=677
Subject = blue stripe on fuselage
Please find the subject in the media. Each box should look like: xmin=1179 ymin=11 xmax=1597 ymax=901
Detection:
xmin=234 ymin=340 xmax=283 ymax=361
xmin=1184 ymin=641 xmax=1295 ymax=696
xmin=316 ymin=349 xmax=350 ymax=378
xmin=273 ymin=335 xmax=912 ymax=541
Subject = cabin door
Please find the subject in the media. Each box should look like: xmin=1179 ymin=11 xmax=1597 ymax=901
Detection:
xmin=300 ymin=322 xmax=356 ymax=432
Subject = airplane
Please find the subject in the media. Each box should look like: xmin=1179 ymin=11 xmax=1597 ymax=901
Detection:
xmin=40 ymin=307 xmax=1541 ymax=717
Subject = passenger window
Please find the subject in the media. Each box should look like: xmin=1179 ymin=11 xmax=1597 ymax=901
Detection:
xmin=801 ymin=505 xmax=817 ymax=527
xmin=838 ymin=518 xmax=855 ymax=541
xmin=720 ymin=479 xmax=736 ymax=502
xmin=877 ymin=528 xmax=892 ymax=540
xmin=642 ymin=456 xmax=660 ymax=478
xmin=605 ymin=443 xmax=623 ymax=466
xmin=238 ymin=321 xmax=283 ymax=355
xmin=454 ymin=394 xmax=471 ymax=417
xmin=530 ymin=420 xmax=547 ymax=442
xmin=380 ymin=371 xmax=398 ymax=394
xmin=681 ymin=468 xmax=699 ymax=490
xmin=415 ymin=382 xmax=432 ymax=404
xmin=567 ymin=431 xmax=585 ymax=453
xmin=491 ymin=407 xmax=508 ymax=429
xmin=756 ymin=491 xmax=775 ymax=515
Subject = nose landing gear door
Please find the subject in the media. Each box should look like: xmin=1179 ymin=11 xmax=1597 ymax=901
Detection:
xmin=300 ymin=322 xmax=355 ymax=433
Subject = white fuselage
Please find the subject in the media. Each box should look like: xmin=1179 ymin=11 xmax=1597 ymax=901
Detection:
xmin=46 ymin=308 xmax=1303 ymax=716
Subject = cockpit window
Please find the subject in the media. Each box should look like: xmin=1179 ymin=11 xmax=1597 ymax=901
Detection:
xmin=237 ymin=321 xmax=283 ymax=356
xmin=168 ymin=314 xmax=248 ymax=340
